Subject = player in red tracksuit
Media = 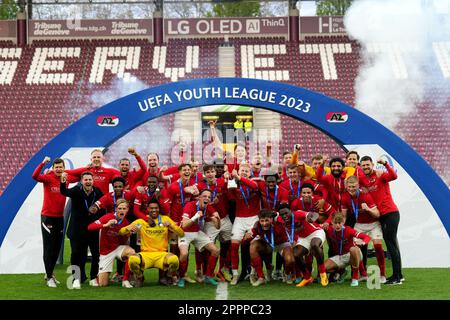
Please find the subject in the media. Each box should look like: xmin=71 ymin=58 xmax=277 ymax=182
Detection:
xmin=325 ymin=212 xmax=371 ymax=287
xmin=133 ymin=176 xmax=171 ymax=220
xmin=117 ymin=148 xmax=147 ymax=191
xmin=140 ymin=152 xmax=179 ymax=190
xmin=291 ymin=184 xmax=335 ymax=230
xmin=177 ymin=190 xmax=221 ymax=288
xmin=65 ymin=149 xmax=121 ymax=195
xmin=87 ymin=199 xmax=135 ymax=288
xmin=359 ymin=155 xmax=403 ymax=285
xmin=90 ymin=176 xmax=135 ymax=215
xmin=244 ymin=209 xmax=295 ymax=287
xmin=341 ymin=175 xmax=385 ymax=283
xmin=279 ymin=164 xmax=328 ymax=204
xmin=258 ymin=174 xmax=289 ymax=211
xmin=196 ymin=164 xmax=232 ymax=282
xmin=227 ymin=163 xmax=261 ymax=285
xmin=32 ymin=157 xmax=79 ymax=287
xmin=286 ymin=208 xmax=328 ymax=288
xmin=316 ymin=157 xmax=351 ymax=213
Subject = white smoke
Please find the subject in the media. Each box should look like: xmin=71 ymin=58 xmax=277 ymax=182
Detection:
xmin=89 ymin=78 xmax=173 ymax=166
xmin=344 ymin=0 xmax=450 ymax=130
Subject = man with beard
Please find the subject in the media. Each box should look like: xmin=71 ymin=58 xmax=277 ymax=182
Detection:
xmin=359 ymin=156 xmax=403 ymax=285
xmin=134 ymin=176 xmax=170 ymax=219
xmin=60 ymin=172 xmax=104 ymax=289
xmin=117 ymin=148 xmax=147 ymax=191
xmin=65 ymin=149 xmax=121 ymax=195
xmin=316 ymin=157 xmax=354 ymax=220
xmin=244 ymin=209 xmax=295 ymax=286
xmin=178 ymin=189 xmax=221 ymax=288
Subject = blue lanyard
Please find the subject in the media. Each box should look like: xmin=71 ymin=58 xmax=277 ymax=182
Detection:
xmin=264 ymin=226 xmax=275 ymax=249
xmin=113 ymin=192 xmax=124 ymax=209
xmin=115 ymin=213 xmax=124 ymax=225
xmin=285 ymin=214 xmax=295 ymax=245
xmin=196 ymin=202 xmax=207 ymax=227
xmin=207 ymin=181 xmax=218 ymax=201
xmin=350 ymin=190 xmax=360 ymax=221
xmin=266 ymin=185 xmax=278 ymax=209
xmin=334 ymin=227 xmax=345 ymax=255
xmin=84 ymin=190 xmax=96 ymax=211
xmin=179 ymin=179 xmax=188 ymax=207
xmin=240 ymin=185 xmax=251 ymax=207
xmin=289 ymin=180 xmax=301 ymax=199
xmin=157 ymin=215 xmax=163 ymax=227
xmin=195 ymin=174 xmax=198 ymax=184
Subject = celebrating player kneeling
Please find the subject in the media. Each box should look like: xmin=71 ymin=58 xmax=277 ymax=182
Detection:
xmin=325 ymin=212 xmax=371 ymax=287
xmin=244 ymin=209 xmax=295 ymax=287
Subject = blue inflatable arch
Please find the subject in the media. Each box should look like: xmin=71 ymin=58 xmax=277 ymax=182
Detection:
xmin=1 ymin=77 xmax=449 ymax=245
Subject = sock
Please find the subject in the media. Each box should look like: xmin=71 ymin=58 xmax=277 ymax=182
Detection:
xmin=251 ymin=256 xmax=264 ymax=279
xmin=123 ymin=260 xmax=131 ymax=281
xmin=318 ymin=263 xmax=326 ymax=274
xmin=231 ymin=242 xmax=240 ymax=270
xmin=205 ymin=255 xmax=218 ymax=277
xmin=351 ymin=266 xmax=359 ymax=280
xmin=179 ymin=260 xmax=188 ymax=278
xmin=374 ymin=243 xmax=386 ymax=276
xmin=359 ymin=260 xmax=367 ymax=277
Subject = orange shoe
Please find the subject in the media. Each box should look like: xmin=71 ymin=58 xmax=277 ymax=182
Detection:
xmin=296 ymin=277 xmax=313 ymax=288
xmin=320 ymin=273 xmax=329 ymax=287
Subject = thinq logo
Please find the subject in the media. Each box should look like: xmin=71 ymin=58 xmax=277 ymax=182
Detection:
xmin=97 ymin=116 xmax=119 ymax=127
xmin=326 ymin=112 xmax=348 ymax=123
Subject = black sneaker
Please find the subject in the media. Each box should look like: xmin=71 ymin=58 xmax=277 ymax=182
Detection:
xmin=384 ymin=277 xmax=402 ymax=285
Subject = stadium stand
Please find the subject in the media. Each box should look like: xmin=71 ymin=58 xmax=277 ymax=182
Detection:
xmin=0 ymin=34 xmax=449 ymax=194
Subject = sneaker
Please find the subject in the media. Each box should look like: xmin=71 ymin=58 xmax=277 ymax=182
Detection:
xmin=249 ymin=273 xmax=259 ymax=285
xmin=272 ymin=270 xmax=282 ymax=281
xmin=400 ymin=275 xmax=405 ymax=282
xmin=177 ymin=278 xmax=186 ymax=288
xmin=183 ymin=275 xmax=197 ymax=284
xmin=380 ymin=276 xmax=387 ymax=284
xmin=204 ymin=276 xmax=218 ymax=286
xmin=251 ymin=277 xmax=266 ymax=287
xmin=89 ymin=279 xmax=99 ymax=287
xmin=216 ymin=271 xmax=226 ymax=282
xmin=221 ymin=270 xmax=232 ymax=282
xmin=110 ymin=272 xmax=120 ymax=283
xmin=46 ymin=278 xmax=57 ymax=288
xmin=320 ymin=272 xmax=329 ymax=287
xmin=44 ymin=274 xmax=61 ymax=285
xmin=122 ymin=280 xmax=133 ymax=288
xmin=384 ymin=277 xmax=402 ymax=285
xmin=296 ymin=277 xmax=313 ymax=287
xmin=351 ymin=279 xmax=359 ymax=287
xmin=265 ymin=271 xmax=273 ymax=283
xmin=294 ymin=277 xmax=302 ymax=285
xmin=285 ymin=274 xmax=293 ymax=285
xmin=194 ymin=270 xmax=205 ymax=283
xmin=72 ymin=279 xmax=81 ymax=290
xmin=230 ymin=275 xmax=239 ymax=285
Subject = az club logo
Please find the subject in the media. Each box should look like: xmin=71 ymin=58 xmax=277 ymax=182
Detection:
xmin=97 ymin=116 xmax=119 ymax=127
xmin=326 ymin=112 xmax=348 ymax=123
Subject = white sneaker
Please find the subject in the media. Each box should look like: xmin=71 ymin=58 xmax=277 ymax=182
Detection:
xmin=272 ymin=270 xmax=282 ymax=281
xmin=89 ymin=279 xmax=99 ymax=287
xmin=249 ymin=273 xmax=259 ymax=285
xmin=252 ymin=277 xmax=266 ymax=287
xmin=46 ymin=278 xmax=57 ymax=288
xmin=230 ymin=275 xmax=239 ymax=285
xmin=122 ymin=280 xmax=133 ymax=288
xmin=184 ymin=275 xmax=197 ymax=284
xmin=194 ymin=270 xmax=205 ymax=283
xmin=52 ymin=276 xmax=61 ymax=285
xmin=72 ymin=279 xmax=81 ymax=289
xmin=380 ymin=276 xmax=387 ymax=284
xmin=285 ymin=274 xmax=293 ymax=285
xmin=359 ymin=275 xmax=368 ymax=282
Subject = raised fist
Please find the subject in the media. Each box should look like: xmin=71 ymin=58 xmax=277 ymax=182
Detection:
xmin=128 ymin=147 xmax=137 ymax=156
xmin=43 ymin=157 xmax=51 ymax=164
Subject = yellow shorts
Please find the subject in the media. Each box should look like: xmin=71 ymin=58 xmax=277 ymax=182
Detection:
xmin=140 ymin=252 xmax=172 ymax=271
